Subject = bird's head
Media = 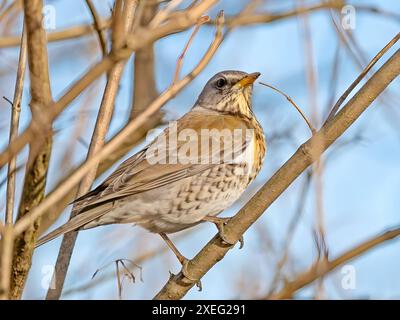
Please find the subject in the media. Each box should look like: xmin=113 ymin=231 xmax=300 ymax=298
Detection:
xmin=195 ymin=70 xmax=260 ymax=116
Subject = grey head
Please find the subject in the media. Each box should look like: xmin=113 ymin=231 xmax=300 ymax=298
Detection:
xmin=194 ymin=70 xmax=261 ymax=116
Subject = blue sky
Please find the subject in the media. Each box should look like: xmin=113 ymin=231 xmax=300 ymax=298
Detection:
xmin=0 ymin=0 xmax=399 ymax=299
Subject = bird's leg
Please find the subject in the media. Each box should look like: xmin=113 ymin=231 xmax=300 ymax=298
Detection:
xmin=159 ymin=232 xmax=187 ymax=265
xmin=159 ymin=233 xmax=201 ymax=288
xmin=202 ymin=216 xmax=244 ymax=249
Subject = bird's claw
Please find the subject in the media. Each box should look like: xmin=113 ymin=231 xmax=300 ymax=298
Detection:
xmin=180 ymin=258 xmax=202 ymax=290
xmin=211 ymin=217 xmax=244 ymax=249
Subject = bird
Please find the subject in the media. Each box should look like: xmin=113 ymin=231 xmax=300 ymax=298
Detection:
xmin=36 ymin=70 xmax=266 ymax=269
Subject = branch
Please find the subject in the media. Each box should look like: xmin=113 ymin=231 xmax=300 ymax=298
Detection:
xmin=0 ymin=1 xmax=397 ymax=49
xmin=45 ymin=0 xmax=137 ymax=300
xmin=0 ymin=0 xmax=219 ymax=169
xmin=0 ymin=19 xmax=112 ymax=48
xmin=220 ymin=0 xmax=344 ymax=28
xmin=153 ymin=49 xmax=400 ymax=300
xmin=9 ymin=0 xmax=53 ymax=300
xmin=268 ymin=226 xmax=400 ymax=299
xmin=130 ymin=0 xmax=160 ymax=118
xmin=5 ymin=24 xmax=27 ymax=225
xmin=0 ymin=21 xmax=27 ymax=302
xmin=85 ymin=0 xmax=108 ymax=57
xmin=325 ymin=32 xmax=400 ymax=123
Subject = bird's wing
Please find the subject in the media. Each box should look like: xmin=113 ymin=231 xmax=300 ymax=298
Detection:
xmin=36 ymin=112 xmax=253 ymax=247
xmin=74 ymin=112 xmax=252 ymax=209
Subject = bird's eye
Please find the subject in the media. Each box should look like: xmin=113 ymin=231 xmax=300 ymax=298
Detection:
xmin=215 ymin=78 xmax=227 ymax=88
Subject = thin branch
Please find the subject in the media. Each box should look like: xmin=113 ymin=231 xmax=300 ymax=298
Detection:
xmin=215 ymin=0 xmax=344 ymax=28
xmin=85 ymin=0 xmax=108 ymax=57
xmin=325 ymin=42 xmax=341 ymax=117
xmin=173 ymin=15 xmax=210 ymax=84
xmin=149 ymin=0 xmax=184 ymax=28
xmin=0 ymin=19 xmax=112 ymax=48
xmin=62 ymin=234 xmax=183 ymax=297
xmin=259 ymin=82 xmax=316 ymax=134
xmin=325 ymin=32 xmax=400 ymax=123
xmin=0 ymin=1 xmax=397 ymax=49
xmin=153 ymin=49 xmax=400 ymax=300
xmin=5 ymin=23 xmax=27 ymax=225
xmin=268 ymin=226 xmax=400 ymax=299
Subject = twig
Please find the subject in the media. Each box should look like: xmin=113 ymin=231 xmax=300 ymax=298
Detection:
xmin=0 ymin=0 xmax=20 ymax=23
xmin=153 ymin=49 xmax=400 ymax=300
xmin=62 ymin=232 xmax=188 ymax=297
xmin=5 ymin=23 xmax=27 ymax=225
xmin=268 ymin=226 xmax=400 ymax=299
xmin=0 ymin=19 xmax=112 ymax=48
xmin=259 ymin=82 xmax=316 ymax=134
xmin=85 ymin=0 xmax=108 ymax=56
xmin=149 ymin=0 xmax=184 ymax=28
xmin=324 ymin=32 xmax=400 ymax=123
xmin=173 ymin=15 xmax=210 ymax=84
xmin=325 ymin=42 xmax=341 ymax=117
xmin=0 ymin=1 xmax=397 ymax=49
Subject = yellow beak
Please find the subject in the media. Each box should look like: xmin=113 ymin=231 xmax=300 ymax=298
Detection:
xmin=236 ymin=72 xmax=261 ymax=88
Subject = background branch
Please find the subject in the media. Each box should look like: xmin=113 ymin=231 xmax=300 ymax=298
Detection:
xmin=268 ymin=226 xmax=400 ymax=299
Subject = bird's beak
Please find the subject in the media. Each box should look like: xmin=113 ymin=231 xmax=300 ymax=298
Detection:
xmin=237 ymin=72 xmax=261 ymax=88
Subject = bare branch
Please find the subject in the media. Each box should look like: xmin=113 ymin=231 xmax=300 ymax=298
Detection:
xmin=325 ymin=32 xmax=400 ymax=123
xmin=259 ymin=82 xmax=316 ymax=134
xmin=268 ymin=226 xmax=400 ymax=299
xmin=5 ymin=24 xmax=27 ymax=225
xmin=85 ymin=0 xmax=108 ymax=57
xmin=173 ymin=15 xmax=210 ymax=85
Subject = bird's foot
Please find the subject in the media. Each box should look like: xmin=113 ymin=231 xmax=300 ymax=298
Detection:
xmin=202 ymin=216 xmax=244 ymax=249
xmin=159 ymin=232 xmax=201 ymax=289
xmin=180 ymin=258 xmax=202 ymax=291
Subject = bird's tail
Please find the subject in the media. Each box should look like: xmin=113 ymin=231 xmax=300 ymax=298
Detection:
xmin=35 ymin=203 xmax=112 ymax=248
